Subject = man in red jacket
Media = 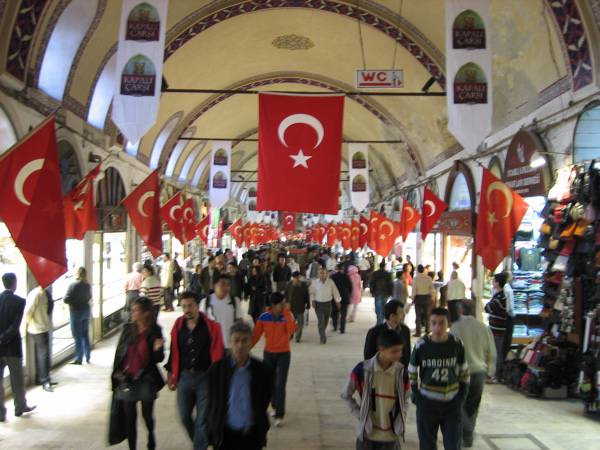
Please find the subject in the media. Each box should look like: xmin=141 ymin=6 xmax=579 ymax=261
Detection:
xmin=165 ymin=291 xmax=224 ymax=450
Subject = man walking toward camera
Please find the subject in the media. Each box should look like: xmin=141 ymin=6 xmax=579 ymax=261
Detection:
xmin=309 ymin=266 xmax=341 ymax=344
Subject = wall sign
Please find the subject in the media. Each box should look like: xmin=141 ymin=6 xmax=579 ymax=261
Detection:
xmin=356 ymin=70 xmax=404 ymax=89
xmin=503 ymin=129 xmax=548 ymax=197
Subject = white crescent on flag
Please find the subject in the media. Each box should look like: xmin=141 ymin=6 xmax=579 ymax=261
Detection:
xmin=137 ymin=191 xmax=155 ymax=218
xmin=403 ymin=206 xmax=414 ymax=221
xmin=424 ymin=200 xmax=436 ymax=217
xmin=486 ymin=181 xmax=513 ymax=218
xmin=169 ymin=204 xmax=182 ymax=221
xmin=278 ymin=114 xmax=324 ymax=149
xmin=380 ymin=220 xmax=394 ymax=237
xmin=14 ymin=158 xmax=44 ymax=206
xmin=183 ymin=207 xmax=194 ymax=221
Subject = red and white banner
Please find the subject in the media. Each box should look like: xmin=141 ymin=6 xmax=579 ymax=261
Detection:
xmin=122 ymin=171 xmax=162 ymax=257
xmin=181 ymin=197 xmax=196 ymax=242
xmin=227 ymin=218 xmax=243 ymax=246
xmin=421 ymin=187 xmax=448 ymax=239
xmin=64 ymin=163 xmax=101 ymax=240
xmin=160 ymin=192 xmax=183 ymax=243
xmin=257 ymin=93 xmax=344 ymax=214
xmin=0 ymin=117 xmax=67 ymax=287
xmin=348 ymin=144 xmax=369 ymax=212
xmin=112 ymin=0 xmax=169 ymax=145
xmin=446 ymin=0 xmax=492 ymax=151
xmin=197 ymin=214 xmax=210 ymax=245
xmin=399 ymin=199 xmax=421 ymax=242
xmin=209 ymin=141 xmax=231 ymax=208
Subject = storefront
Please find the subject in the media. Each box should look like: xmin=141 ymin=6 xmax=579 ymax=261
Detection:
xmin=439 ymin=161 xmax=476 ymax=298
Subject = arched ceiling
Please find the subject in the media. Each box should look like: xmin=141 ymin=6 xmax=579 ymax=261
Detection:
xmin=2 ymin=0 xmax=595 ymax=202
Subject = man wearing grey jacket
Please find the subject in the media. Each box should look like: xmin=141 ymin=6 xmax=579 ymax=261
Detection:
xmin=341 ymin=329 xmax=407 ymax=450
xmin=450 ymin=302 xmax=496 ymax=448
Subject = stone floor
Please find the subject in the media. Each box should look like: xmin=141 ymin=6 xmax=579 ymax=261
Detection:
xmin=0 ymin=295 xmax=597 ymax=450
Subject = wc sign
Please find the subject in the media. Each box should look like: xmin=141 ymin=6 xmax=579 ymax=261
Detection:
xmin=356 ymin=70 xmax=404 ymax=88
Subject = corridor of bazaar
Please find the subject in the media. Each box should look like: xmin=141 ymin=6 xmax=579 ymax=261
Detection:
xmin=0 ymin=1 xmax=599 ymax=450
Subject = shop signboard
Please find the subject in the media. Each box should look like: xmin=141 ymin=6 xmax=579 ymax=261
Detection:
xmin=503 ymin=129 xmax=547 ymax=197
xmin=436 ymin=209 xmax=472 ymax=236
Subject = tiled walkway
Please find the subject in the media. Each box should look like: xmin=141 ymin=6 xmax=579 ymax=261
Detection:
xmin=0 ymin=296 xmax=597 ymax=450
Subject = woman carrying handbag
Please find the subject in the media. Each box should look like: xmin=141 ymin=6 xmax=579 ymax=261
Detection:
xmin=110 ymin=297 xmax=165 ymax=450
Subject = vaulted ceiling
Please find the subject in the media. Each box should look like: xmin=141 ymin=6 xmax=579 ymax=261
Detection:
xmin=2 ymin=0 xmax=597 ymax=203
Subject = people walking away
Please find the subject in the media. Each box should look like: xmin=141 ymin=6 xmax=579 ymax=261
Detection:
xmin=110 ymin=297 xmax=165 ymax=450
xmin=309 ymin=266 xmax=341 ymax=344
xmin=252 ymin=293 xmax=296 ymax=426
xmin=331 ymin=264 xmax=352 ymax=333
xmin=285 ymin=271 xmax=310 ymax=343
xmin=0 ymin=273 xmax=36 ymax=421
xmin=64 ymin=267 xmax=93 ymax=364
xmin=272 ymin=254 xmax=292 ymax=293
xmin=209 ymin=274 xmax=243 ymax=346
xmin=140 ymin=264 xmax=163 ymax=318
xmin=411 ymin=265 xmax=435 ymax=337
xmin=124 ymin=262 xmax=144 ymax=313
xmin=364 ymin=300 xmax=411 ymax=387
xmin=369 ymin=262 xmax=393 ymax=325
xmin=189 ymin=264 xmax=203 ymax=300
xmin=247 ymin=266 xmax=267 ymax=323
xmin=446 ymin=271 xmax=466 ymax=323
xmin=160 ymin=253 xmax=175 ymax=312
xmin=25 ymin=285 xmax=56 ymax=392
xmin=173 ymin=256 xmax=184 ymax=298
xmin=341 ymin=329 xmax=408 ymax=450
xmin=393 ymin=271 xmax=409 ymax=305
xmin=450 ymin=302 xmax=496 ymax=448
xmin=409 ymin=308 xmax=470 ymax=450
xmin=200 ymin=257 xmax=219 ymax=310
xmin=207 ymin=321 xmax=273 ymax=450
xmin=357 ymin=256 xmax=371 ymax=288
xmin=485 ymin=273 xmax=509 ymax=382
xmin=347 ymin=265 xmax=363 ymax=323
xmin=165 ymin=291 xmax=224 ymax=450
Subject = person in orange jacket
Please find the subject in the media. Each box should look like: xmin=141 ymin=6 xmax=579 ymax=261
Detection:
xmin=252 ymin=292 xmax=296 ymax=427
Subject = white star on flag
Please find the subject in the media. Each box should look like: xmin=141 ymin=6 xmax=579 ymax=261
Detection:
xmin=290 ymin=149 xmax=312 ymax=168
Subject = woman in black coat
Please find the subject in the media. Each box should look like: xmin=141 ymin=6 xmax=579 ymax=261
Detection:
xmin=110 ymin=297 xmax=165 ymax=450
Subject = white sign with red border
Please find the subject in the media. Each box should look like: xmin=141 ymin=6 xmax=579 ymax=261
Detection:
xmin=356 ymin=70 xmax=404 ymax=89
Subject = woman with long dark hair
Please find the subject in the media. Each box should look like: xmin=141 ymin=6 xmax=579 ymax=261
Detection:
xmin=247 ymin=266 xmax=267 ymax=322
xmin=111 ymin=297 xmax=165 ymax=450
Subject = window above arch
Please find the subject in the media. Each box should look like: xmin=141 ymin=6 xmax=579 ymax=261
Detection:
xmin=39 ymin=0 xmax=98 ymax=100
xmin=574 ymin=104 xmax=600 ymax=163
xmin=0 ymin=107 xmax=17 ymax=155
xmin=87 ymin=53 xmax=115 ymax=129
xmin=449 ymin=173 xmax=471 ymax=210
xmin=149 ymin=113 xmax=182 ymax=169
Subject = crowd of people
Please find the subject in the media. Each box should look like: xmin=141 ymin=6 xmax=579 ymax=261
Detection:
xmin=0 ymin=243 xmax=518 ymax=450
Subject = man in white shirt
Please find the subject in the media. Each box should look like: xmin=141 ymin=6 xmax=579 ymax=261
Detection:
xmin=450 ymin=302 xmax=496 ymax=448
xmin=309 ymin=267 xmax=341 ymax=344
xmin=209 ymin=273 xmax=243 ymax=346
xmin=25 ymin=286 xmax=55 ymax=392
xmin=160 ymin=253 xmax=175 ymax=312
xmin=288 ymin=256 xmax=300 ymax=275
xmin=446 ymin=271 xmax=466 ymax=323
xmin=325 ymin=252 xmax=337 ymax=273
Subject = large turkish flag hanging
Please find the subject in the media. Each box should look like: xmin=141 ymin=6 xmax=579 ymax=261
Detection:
xmin=400 ymin=199 xmax=421 ymax=241
xmin=421 ymin=187 xmax=448 ymax=239
xmin=476 ymin=168 xmax=529 ymax=271
xmin=339 ymin=222 xmax=352 ymax=250
xmin=64 ymin=163 xmax=101 ymax=240
xmin=282 ymin=212 xmax=296 ymax=232
xmin=257 ymin=93 xmax=344 ymax=214
xmin=359 ymin=215 xmax=369 ymax=248
xmin=0 ymin=117 xmax=67 ymax=287
xmin=326 ymin=222 xmax=338 ymax=248
xmin=181 ymin=197 xmax=196 ymax=242
xmin=376 ymin=216 xmax=400 ymax=257
xmin=160 ymin=192 xmax=184 ymax=243
xmin=227 ymin=218 xmax=243 ymax=246
xmin=368 ymin=211 xmax=384 ymax=251
xmin=122 ymin=171 xmax=162 ymax=257
xmin=351 ymin=219 xmax=360 ymax=251
xmin=197 ymin=214 xmax=210 ymax=245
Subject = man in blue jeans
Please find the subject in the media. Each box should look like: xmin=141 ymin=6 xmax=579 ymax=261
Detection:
xmin=166 ymin=291 xmax=224 ymax=449
xmin=369 ymin=262 xmax=393 ymax=324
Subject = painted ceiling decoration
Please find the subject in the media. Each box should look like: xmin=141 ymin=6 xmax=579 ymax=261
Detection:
xmin=272 ymin=34 xmax=315 ymax=50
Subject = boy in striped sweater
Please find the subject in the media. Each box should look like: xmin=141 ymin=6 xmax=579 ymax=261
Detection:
xmin=408 ymin=308 xmax=469 ymax=450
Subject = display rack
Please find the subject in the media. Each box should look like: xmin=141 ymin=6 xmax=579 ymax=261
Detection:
xmin=511 ymin=270 xmax=544 ymax=344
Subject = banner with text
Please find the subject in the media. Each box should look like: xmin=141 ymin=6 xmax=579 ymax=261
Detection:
xmin=348 ymin=143 xmax=369 ymax=212
xmin=112 ymin=0 xmax=168 ymax=145
xmin=446 ymin=0 xmax=492 ymax=151
xmin=209 ymin=140 xmax=232 ymax=208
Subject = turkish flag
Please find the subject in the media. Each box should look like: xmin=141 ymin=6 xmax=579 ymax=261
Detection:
xmin=242 ymin=222 xmax=252 ymax=247
xmin=123 ymin=171 xmax=162 ymax=257
xmin=160 ymin=192 xmax=184 ymax=243
xmin=421 ymin=188 xmax=448 ymax=239
xmin=227 ymin=218 xmax=243 ymax=246
xmin=377 ymin=217 xmax=400 ymax=257
xmin=351 ymin=219 xmax=360 ymax=251
xmin=359 ymin=215 xmax=369 ymax=248
xmin=270 ymin=225 xmax=280 ymax=242
xmin=181 ymin=198 xmax=197 ymax=242
xmin=476 ymin=168 xmax=529 ymax=271
xmin=257 ymin=93 xmax=344 ymax=214
xmin=326 ymin=222 xmax=338 ymax=248
xmin=64 ymin=163 xmax=101 ymax=240
xmin=400 ymin=200 xmax=421 ymax=242
xmin=339 ymin=222 xmax=352 ymax=250
xmin=282 ymin=212 xmax=296 ymax=232
xmin=197 ymin=214 xmax=210 ymax=245
xmin=0 ymin=117 xmax=67 ymax=287
xmin=368 ymin=211 xmax=384 ymax=251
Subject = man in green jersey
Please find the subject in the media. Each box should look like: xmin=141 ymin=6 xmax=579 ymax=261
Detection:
xmin=408 ymin=308 xmax=469 ymax=450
